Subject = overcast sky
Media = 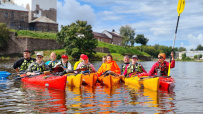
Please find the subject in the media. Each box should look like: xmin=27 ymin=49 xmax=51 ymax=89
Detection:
xmin=57 ymin=0 xmax=203 ymax=50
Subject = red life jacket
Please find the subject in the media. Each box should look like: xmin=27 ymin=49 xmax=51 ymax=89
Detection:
xmin=154 ymin=62 xmax=168 ymax=76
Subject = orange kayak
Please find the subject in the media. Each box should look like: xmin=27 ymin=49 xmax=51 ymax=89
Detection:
xmin=82 ymin=73 xmax=97 ymax=87
xmin=97 ymin=74 xmax=121 ymax=87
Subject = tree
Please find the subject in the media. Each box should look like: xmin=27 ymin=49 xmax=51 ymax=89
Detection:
xmin=56 ymin=20 xmax=98 ymax=59
xmin=178 ymin=47 xmax=186 ymax=52
xmin=182 ymin=53 xmax=186 ymax=60
xmin=195 ymin=44 xmax=203 ymax=51
xmin=0 ymin=23 xmax=10 ymax=50
xmin=135 ymin=34 xmax=149 ymax=46
xmin=119 ymin=25 xmax=136 ymax=47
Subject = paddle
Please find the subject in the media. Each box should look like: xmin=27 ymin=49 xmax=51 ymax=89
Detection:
xmin=168 ymin=0 xmax=185 ymax=76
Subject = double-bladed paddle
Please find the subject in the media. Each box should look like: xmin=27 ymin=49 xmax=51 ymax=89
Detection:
xmin=168 ymin=0 xmax=185 ymax=76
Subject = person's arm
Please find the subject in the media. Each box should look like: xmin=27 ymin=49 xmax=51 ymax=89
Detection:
xmin=97 ymin=63 xmax=104 ymax=77
xmin=140 ymin=64 xmax=147 ymax=73
xmin=13 ymin=58 xmax=23 ymax=73
xmin=148 ymin=63 xmax=157 ymax=76
xmin=66 ymin=62 xmax=73 ymax=72
xmin=114 ymin=62 xmax=121 ymax=75
xmin=123 ymin=64 xmax=129 ymax=76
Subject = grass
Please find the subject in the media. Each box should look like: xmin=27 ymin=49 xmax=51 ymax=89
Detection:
xmin=10 ymin=29 xmax=56 ymax=39
xmin=97 ymin=42 xmax=150 ymax=56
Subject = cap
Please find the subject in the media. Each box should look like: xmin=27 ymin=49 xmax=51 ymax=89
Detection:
xmin=80 ymin=54 xmax=85 ymax=58
xmin=82 ymin=55 xmax=88 ymax=60
xmin=158 ymin=53 xmax=166 ymax=60
xmin=36 ymin=52 xmax=43 ymax=57
xmin=23 ymin=49 xmax=30 ymax=53
xmin=61 ymin=54 xmax=68 ymax=59
xmin=132 ymin=55 xmax=138 ymax=59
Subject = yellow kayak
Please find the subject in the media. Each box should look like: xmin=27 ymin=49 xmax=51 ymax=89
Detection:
xmin=124 ymin=76 xmax=159 ymax=91
xmin=66 ymin=73 xmax=82 ymax=88
xmin=98 ymin=74 xmax=121 ymax=87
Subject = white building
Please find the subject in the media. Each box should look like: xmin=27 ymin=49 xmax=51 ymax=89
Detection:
xmin=178 ymin=51 xmax=203 ymax=59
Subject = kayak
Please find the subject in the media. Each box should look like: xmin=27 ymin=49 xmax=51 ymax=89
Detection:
xmin=82 ymin=73 xmax=97 ymax=87
xmin=97 ymin=74 xmax=121 ymax=87
xmin=21 ymin=74 xmax=67 ymax=90
xmin=124 ymin=76 xmax=159 ymax=91
xmin=0 ymin=71 xmax=11 ymax=78
xmin=159 ymin=76 xmax=175 ymax=91
xmin=66 ymin=73 xmax=82 ymax=87
xmin=21 ymin=82 xmax=67 ymax=113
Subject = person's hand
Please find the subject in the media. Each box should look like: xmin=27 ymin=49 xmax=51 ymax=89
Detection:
xmin=171 ymin=51 xmax=174 ymax=60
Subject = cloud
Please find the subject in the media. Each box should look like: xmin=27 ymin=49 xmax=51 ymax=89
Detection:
xmin=57 ymin=0 xmax=96 ymax=29
xmin=185 ymin=34 xmax=203 ymax=50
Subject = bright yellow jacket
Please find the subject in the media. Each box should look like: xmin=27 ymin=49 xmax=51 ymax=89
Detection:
xmin=97 ymin=60 xmax=121 ymax=77
xmin=73 ymin=60 xmax=81 ymax=70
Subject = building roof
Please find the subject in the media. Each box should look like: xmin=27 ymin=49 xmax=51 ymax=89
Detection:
xmin=0 ymin=2 xmax=28 ymax=12
xmin=29 ymin=16 xmax=57 ymax=24
xmin=93 ymin=32 xmax=109 ymax=39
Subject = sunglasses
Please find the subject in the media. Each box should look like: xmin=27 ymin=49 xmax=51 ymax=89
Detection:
xmin=37 ymin=56 xmax=43 ymax=59
xmin=158 ymin=56 xmax=163 ymax=59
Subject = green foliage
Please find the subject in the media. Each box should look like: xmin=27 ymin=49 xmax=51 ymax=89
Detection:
xmin=135 ymin=45 xmax=178 ymax=58
xmin=93 ymin=52 xmax=124 ymax=61
xmin=119 ymin=25 xmax=136 ymax=47
xmin=194 ymin=54 xmax=202 ymax=60
xmin=194 ymin=55 xmax=197 ymax=59
xmin=135 ymin=34 xmax=149 ymax=46
xmin=11 ymin=29 xmax=56 ymax=39
xmin=178 ymin=47 xmax=186 ymax=52
xmin=0 ymin=23 xmax=10 ymax=50
xmin=57 ymin=20 xmax=98 ymax=59
xmin=195 ymin=44 xmax=203 ymax=50
xmin=97 ymin=41 xmax=150 ymax=56
xmin=182 ymin=53 xmax=186 ymax=60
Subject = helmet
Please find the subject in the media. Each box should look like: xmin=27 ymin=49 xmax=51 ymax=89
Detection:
xmin=61 ymin=54 xmax=68 ymax=59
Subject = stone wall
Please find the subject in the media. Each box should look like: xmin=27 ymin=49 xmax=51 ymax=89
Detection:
xmin=0 ymin=9 xmax=29 ymax=30
xmin=94 ymin=47 xmax=109 ymax=53
xmin=0 ymin=32 xmax=63 ymax=55
xmin=29 ymin=22 xmax=58 ymax=32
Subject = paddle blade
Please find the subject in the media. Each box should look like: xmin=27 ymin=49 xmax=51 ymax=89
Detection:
xmin=168 ymin=63 xmax=171 ymax=76
xmin=177 ymin=0 xmax=185 ymax=16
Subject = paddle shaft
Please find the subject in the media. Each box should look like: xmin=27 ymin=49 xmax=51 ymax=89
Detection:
xmin=172 ymin=16 xmax=180 ymax=49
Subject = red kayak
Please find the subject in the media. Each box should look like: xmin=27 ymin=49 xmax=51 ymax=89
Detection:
xmin=159 ymin=76 xmax=175 ymax=91
xmin=21 ymin=74 xmax=67 ymax=90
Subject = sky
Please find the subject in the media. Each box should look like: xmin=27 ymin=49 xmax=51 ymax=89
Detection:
xmin=57 ymin=0 xmax=203 ymax=50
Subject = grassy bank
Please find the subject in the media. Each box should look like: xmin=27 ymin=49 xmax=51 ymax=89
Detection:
xmin=10 ymin=29 xmax=56 ymax=39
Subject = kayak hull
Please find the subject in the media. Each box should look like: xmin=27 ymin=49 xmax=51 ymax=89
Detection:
xmin=66 ymin=73 xmax=82 ymax=88
xmin=22 ymin=74 xmax=67 ymax=90
xmin=98 ymin=75 xmax=121 ymax=87
xmin=124 ymin=76 xmax=159 ymax=91
xmin=159 ymin=76 xmax=175 ymax=91
xmin=82 ymin=73 xmax=97 ymax=87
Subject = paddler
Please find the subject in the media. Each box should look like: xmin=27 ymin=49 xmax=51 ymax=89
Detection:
xmin=73 ymin=54 xmax=85 ymax=70
xmin=148 ymin=52 xmax=175 ymax=76
xmin=13 ymin=49 xmax=36 ymax=73
xmin=120 ymin=55 xmax=130 ymax=75
xmin=54 ymin=54 xmax=73 ymax=73
xmin=45 ymin=52 xmax=60 ymax=69
xmin=97 ymin=54 xmax=121 ymax=77
xmin=26 ymin=52 xmax=49 ymax=75
xmin=76 ymin=55 xmax=96 ymax=73
xmin=123 ymin=55 xmax=147 ymax=77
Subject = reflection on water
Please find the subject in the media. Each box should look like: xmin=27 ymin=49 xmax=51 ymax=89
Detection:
xmin=0 ymin=60 xmax=203 ymax=113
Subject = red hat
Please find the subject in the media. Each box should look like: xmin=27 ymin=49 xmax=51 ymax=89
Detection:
xmin=80 ymin=54 xmax=85 ymax=58
xmin=61 ymin=54 xmax=68 ymax=59
xmin=82 ymin=55 xmax=88 ymax=60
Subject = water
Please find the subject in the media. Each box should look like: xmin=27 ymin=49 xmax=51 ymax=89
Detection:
xmin=0 ymin=60 xmax=203 ymax=113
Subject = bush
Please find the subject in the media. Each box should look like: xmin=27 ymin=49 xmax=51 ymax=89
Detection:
xmin=0 ymin=23 xmax=10 ymax=50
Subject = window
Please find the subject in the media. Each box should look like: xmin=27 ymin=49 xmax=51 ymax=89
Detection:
xmin=11 ymin=13 xmax=14 ymax=19
xmin=36 ymin=10 xmax=39 ymax=14
xmin=4 ymin=12 xmax=8 ymax=18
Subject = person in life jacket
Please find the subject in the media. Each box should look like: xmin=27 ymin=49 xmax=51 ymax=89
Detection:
xmin=13 ymin=49 xmax=36 ymax=73
xmin=123 ymin=55 xmax=147 ymax=77
xmin=45 ymin=52 xmax=60 ymax=69
xmin=73 ymin=54 xmax=85 ymax=70
xmin=120 ymin=55 xmax=130 ymax=75
xmin=54 ymin=54 xmax=73 ymax=73
xmin=76 ymin=55 xmax=96 ymax=73
xmin=97 ymin=54 xmax=121 ymax=77
xmin=148 ymin=52 xmax=175 ymax=76
xmin=26 ymin=52 xmax=49 ymax=75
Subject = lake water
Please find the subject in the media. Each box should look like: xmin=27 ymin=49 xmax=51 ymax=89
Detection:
xmin=0 ymin=60 xmax=203 ymax=113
